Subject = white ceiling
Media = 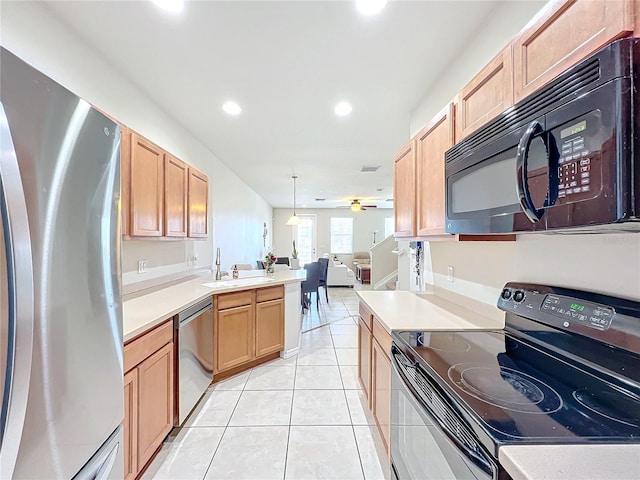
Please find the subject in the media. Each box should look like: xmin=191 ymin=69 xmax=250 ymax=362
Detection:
xmin=44 ymin=0 xmax=517 ymax=209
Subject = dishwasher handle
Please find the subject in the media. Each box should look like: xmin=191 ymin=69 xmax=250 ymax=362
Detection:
xmin=177 ymin=298 xmax=213 ymax=327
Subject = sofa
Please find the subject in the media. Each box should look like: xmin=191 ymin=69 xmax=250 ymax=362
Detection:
xmin=322 ymin=254 xmax=355 ymax=287
xmin=352 ymin=251 xmax=371 ymax=284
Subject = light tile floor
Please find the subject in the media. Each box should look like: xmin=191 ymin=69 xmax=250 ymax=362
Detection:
xmin=143 ymin=286 xmax=388 ymax=480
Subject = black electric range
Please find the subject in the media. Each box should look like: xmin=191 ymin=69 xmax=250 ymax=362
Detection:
xmin=390 ymin=283 xmax=640 ymax=480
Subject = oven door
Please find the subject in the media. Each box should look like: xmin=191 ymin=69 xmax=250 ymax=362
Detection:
xmin=390 ymin=345 xmax=496 ymax=480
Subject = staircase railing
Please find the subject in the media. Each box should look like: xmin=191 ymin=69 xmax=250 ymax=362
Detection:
xmin=369 ymin=235 xmax=398 ymax=290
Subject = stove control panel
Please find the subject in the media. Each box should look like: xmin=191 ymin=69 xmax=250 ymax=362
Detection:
xmin=541 ymin=294 xmax=614 ymax=330
xmin=498 ymin=285 xmax=616 ymax=331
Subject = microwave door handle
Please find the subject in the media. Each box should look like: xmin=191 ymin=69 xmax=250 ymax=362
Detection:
xmin=516 ymin=120 xmax=546 ymax=223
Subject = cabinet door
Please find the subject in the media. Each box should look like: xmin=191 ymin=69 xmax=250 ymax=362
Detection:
xmin=393 ymin=141 xmax=416 ymax=237
xmin=123 ymin=368 xmax=138 ymax=480
xmin=130 ymin=133 xmax=164 ymax=237
xmin=137 ymin=342 xmax=174 ymax=469
xmin=416 ymin=103 xmax=455 ymax=237
xmin=188 ymin=167 xmax=208 ymax=238
xmin=358 ymin=317 xmax=372 ymax=406
xmin=215 ymin=305 xmax=253 ymax=372
xmin=513 ymin=0 xmax=633 ymax=102
xmin=255 ymin=299 xmax=284 ymax=357
xmin=457 ymin=46 xmax=513 ymax=140
xmin=121 ymin=126 xmax=131 ymax=237
xmin=164 ymin=154 xmax=188 ymax=237
xmin=372 ymin=339 xmax=391 ymax=454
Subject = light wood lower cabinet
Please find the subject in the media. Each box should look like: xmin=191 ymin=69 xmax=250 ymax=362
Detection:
xmin=123 ymin=369 xmax=138 ymax=480
xmin=123 ymin=320 xmax=174 ymax=479
xmin=137 ymin=342 xmax=174 ymax=468
xmin=372 ymin=338 xmax=392 ymax=453
xmin=255 ymin=298 xmax=285 ymax=357
xmin=214 ymin=286 xmax=285 ymax=375
xmin=216 ymin=304 xmax=254 ymax=372
xmin=357 ymin=302 xmax=391 ymax=457
xmin=358 ymin=317 xmax=372 ymax=406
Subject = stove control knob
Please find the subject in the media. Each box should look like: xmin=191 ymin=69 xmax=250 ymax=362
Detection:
xmin=501 ymin=289 xmax=512 ymax=300
xmin=513 ymin=290 xmax=525 ymax=303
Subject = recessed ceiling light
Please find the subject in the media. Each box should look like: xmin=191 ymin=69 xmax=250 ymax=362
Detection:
xmin=222 ymin=101 xmax=242 ymax=116
xmin=151 ymin=0 xmax=184 ymax=13
xmin=356 ymin=0 xmax=388 ymax=16
xmin=334 ymin=101 xmax=352 ymax=116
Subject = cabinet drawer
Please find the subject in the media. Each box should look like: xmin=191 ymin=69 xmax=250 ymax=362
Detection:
xmin=372 ymin=317 xmax=391 ymax=360
xmin=124 ymin=320 xmax=173 ymax=373
xmin=256 ymin=285 xmax=284 ymax=303
xmin=359 ymin=303 xmax=373 ymax=331
xmin=217 ymin=290 xmax=253 ymax=310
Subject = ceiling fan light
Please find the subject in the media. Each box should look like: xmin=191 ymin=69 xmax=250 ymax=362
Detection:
xmin=350 ymin=201 xmax=362 ymax=212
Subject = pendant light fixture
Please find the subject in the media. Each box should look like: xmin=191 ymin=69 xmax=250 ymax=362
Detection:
xmin=286 ymin=175 xmax=302 ymax=225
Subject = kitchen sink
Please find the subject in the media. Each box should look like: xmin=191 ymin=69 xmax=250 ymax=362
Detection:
xmin=202 ymin=276 xmax=276 ymax=289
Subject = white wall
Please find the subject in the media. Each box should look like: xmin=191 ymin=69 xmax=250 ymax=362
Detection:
xmin=272 ymin=208 xmax=393 ymax=266
xmin=410 ymin=0 xmax=546 ymax=135
xmin=408 ymin=0 xmax=640 ymax=302
xmin=1 ymin=2 xmax=272 ymax=285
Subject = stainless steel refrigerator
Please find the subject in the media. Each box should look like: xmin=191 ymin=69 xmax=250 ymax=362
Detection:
xmin=0 ymin=48 xmax=124 ymax=478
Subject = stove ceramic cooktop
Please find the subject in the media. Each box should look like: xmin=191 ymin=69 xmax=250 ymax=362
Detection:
xmin=393 ymin=330 xmax=640 ymax=446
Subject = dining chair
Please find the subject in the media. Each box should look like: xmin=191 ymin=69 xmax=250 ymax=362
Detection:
xmin=318 ymin=257 xmax=329 ymax=304
xmin=301 ymin=261 xmax=321 ymax=312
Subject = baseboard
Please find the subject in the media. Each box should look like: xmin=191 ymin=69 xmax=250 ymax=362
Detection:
xmin=281 ymin=347 xmax=300 ymax=359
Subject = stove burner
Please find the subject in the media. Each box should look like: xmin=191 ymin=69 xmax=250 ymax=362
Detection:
xmin=448 ymin=363 xmax=563 ymax=414
xmin=573 ymin=389 xmax=640 ymax=428
xmin=416 ymin=333 xmax=471 ymax=352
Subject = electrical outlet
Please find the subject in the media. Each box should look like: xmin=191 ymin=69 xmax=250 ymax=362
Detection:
xmin=193 ymin=254 xmax=198 ymax=265
xmin=447 ymin=265 xmax=454 ymax=282
xmin=138 ymin=260 xmax=147 ymax=274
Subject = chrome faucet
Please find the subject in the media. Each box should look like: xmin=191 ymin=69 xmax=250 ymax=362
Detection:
xmin=215 ymin=247 xmax=223 ymax=280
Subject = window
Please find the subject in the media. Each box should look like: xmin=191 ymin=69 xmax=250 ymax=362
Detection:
xmin=384 ymin=217 xmax=394 ymax=238
xmin=330 ymin=217 xmax=353 ymax=254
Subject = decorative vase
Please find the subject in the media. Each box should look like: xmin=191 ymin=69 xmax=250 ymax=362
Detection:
xmin=290 ymin=258 xmax=300 ymax=270
xmin=266 ymin=264 xmax=275 ymax=275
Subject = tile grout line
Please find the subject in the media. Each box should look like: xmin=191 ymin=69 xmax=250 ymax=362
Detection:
xmin=282 ymin=349 xmax=298 ymax=480
xmin=200 ymin=368 xmax=251 ymax=479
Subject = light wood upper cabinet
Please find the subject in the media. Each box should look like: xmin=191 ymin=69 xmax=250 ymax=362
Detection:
xmin=130 ymin=133 xmax=165 ymax=237
xmin=137 ymin=342 xmax=174 ymax=468
xmin=416 ymin=103 xmax=455 ymax=237
xmin=188 ymin=167 xmax=209 ymax=238
xmin=164 ymin=154 xmax=188 ymax=238
xmin=255 ymin=298 xmax=284 ymax=357
xmin=513 ymin=0 xmax=633 ymax=102
xmin=457 ymin=46 xmax=513 ymax=140
xmin=393 ymin=141 xmax=416 ymax=238
xmin=120 ymin=125 xmax=131 ymax=238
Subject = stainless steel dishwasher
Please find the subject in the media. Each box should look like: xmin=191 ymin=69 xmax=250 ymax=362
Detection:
xmin=175 ymin=297 xmax=214 ymax=425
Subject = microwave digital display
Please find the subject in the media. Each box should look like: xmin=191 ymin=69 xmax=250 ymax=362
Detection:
xmin=560 ymin=120 xmax=587 ymax=138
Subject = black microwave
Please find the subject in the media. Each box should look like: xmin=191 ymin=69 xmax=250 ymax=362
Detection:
xmin=445 ymin=38 xmax=640 ymax=234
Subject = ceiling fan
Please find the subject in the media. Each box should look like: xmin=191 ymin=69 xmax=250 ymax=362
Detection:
xmin=337 ymin=199 xmax=378 ymax=212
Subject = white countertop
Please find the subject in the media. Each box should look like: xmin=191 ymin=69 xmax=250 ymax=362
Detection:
xmin=356 ymin=289 xmax=505 ymax=332
xmin=500 ymin=444 xmax=640 ymax=480
xmin=123 ymin=270 xmax=305 ymax=342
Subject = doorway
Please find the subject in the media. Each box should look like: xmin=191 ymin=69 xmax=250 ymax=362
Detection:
xmin=294 ymin=214 xmax=317 ymax=266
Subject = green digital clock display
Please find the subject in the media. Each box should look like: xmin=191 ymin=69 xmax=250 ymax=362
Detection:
xmin=570 ymin=303 xmax=585 ymax=312
xmin=561 ymin=120 xmax=587 ymax=139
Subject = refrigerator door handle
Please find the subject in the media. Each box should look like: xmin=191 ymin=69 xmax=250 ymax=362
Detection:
xmin=0 ymin=102 xmax=35 ymax=479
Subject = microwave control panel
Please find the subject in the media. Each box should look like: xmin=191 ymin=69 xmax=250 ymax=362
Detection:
xmin=554 ymin=112 xmax=602 ymax=203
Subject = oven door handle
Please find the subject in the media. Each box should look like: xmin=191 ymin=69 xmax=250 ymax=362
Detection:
xmin=391 ymin=347 xmax=495 ymax=477
xmin=516 ymin=120 xmax=549 ymax=223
